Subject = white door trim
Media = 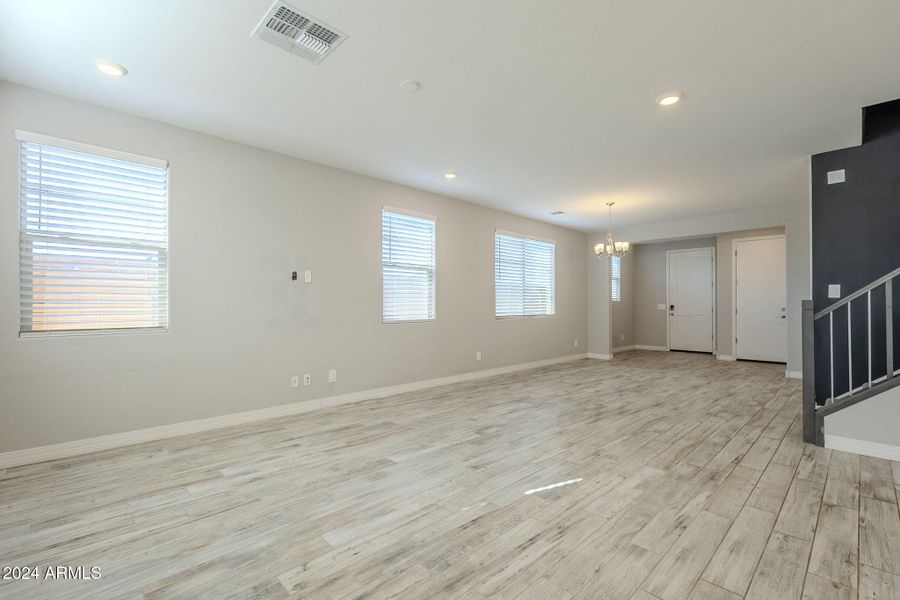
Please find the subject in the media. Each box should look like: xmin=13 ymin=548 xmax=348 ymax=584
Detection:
xmin=666 ymin=247 xmax=716 ymax=353
xmin=732 ymin=234 xmax=786 ymax=361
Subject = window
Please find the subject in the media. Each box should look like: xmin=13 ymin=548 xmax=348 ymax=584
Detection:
xmin=382 ymin=208 xmax=436 ymax=322
xmin=17 ymin=132 xmax=168 ymax=335
xmin=611 ymin=255 xmax=622 ymax=302
xmin=494 ymin=231 xmax=555 ymax=317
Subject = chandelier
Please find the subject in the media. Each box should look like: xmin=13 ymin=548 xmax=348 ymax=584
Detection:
xmin=594 ymin=202 xmax=630 ymax=260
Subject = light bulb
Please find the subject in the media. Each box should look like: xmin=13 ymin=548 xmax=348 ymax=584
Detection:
xmin=95 ymin=60 xmax=128 ymax=77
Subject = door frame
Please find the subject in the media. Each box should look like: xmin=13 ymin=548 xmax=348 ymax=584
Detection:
xmin=731 ymin=234 xmax=786 ymax=361
xmin=665 ymin=247 xmax=716 ymax=353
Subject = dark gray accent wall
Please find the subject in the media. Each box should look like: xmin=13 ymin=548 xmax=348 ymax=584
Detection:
xmin=811 ymin=98 xmax=900 ymax=402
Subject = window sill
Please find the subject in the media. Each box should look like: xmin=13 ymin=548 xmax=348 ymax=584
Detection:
xmin=382 ymin=319 xmax=436 ymax=325
xmin=19 ymin=327 xmax=169 ymax=339
xmin=495 ymin=314 xmax=556 ymax=320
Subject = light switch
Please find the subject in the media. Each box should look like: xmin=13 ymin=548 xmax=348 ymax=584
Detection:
xmin=828 ymin=284 xmax=841 ymax=298
xmin=657 ymin=304 xmax=666 ymax=310
xmin=827 ymin=169 xmax=845 ymax=184
xmin=304 ymin=269 xmax=312 ymax=283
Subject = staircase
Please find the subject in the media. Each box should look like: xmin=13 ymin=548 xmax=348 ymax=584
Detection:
xmin=802 ymin=266 xmax=900 ymax=445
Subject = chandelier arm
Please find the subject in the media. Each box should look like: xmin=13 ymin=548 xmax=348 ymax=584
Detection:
xmin=595 ymin=201 xmax=629 ymax=260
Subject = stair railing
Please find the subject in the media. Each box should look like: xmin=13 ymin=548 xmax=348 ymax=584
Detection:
xmin=802 ymin=266 xmax=900 ymax=445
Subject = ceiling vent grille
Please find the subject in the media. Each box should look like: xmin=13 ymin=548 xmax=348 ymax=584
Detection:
xmin=253 ymin=2 xmax=346 ymax=64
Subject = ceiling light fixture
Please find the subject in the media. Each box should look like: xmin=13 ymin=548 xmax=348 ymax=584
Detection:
xmin=656 ymin=92 xmax=681 ymax=106
xmin=444 ymin=172 xmax=458 ymax=180
xmin=594 ymin=202 xmax=629 ymax=260
xmin=400 ymin=80 xmax=421 ymax=93
xmin=95 ymin=60 xmax=128 ymax=77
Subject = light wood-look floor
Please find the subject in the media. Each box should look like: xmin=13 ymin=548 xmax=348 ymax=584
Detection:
xmin=2 ymin=351 xmax=899 ymax=599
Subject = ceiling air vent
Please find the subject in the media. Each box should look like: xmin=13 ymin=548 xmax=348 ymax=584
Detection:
xmin=253 ymin=2 xmax=346 ymax=64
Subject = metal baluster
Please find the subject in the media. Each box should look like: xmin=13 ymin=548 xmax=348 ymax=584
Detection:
xmin=887 ymin=280 xmax=894 ymax=380
xmin=848 ymin=302 xmax=852 ymax=394
xmin=867 ymin=290 xmax=872 ymax=387
xmin=829 ymin=312 xmax=834 ymax=402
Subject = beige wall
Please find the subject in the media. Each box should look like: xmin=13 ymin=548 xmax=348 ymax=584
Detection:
xmin=587 ymin=240 xmax=611 ymax=357
xmin=613 ymin=228 xmax=787 ymax=356
xmin=0 ymin=83 xmax=589 ymax=453
xmin=610 ymin=253 xmax=634 ymax=349
xmin=590 ymin=249 xmax=632 ymax=353
xmin=715 ymin=227 xmax=786 ymax=358
xmin=784 ymin=192 xmax=811 ymax=377
xmin=593 ymin=199 xmax=811 ymax=373
xmin=825 ymin=383 xmax=900 ymax=449
xmin=632 ymin=238 xmax=717 ymax=349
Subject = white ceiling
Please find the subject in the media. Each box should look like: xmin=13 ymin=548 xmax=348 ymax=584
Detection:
xmin=2 ymin=0 xmax=900 ymax=232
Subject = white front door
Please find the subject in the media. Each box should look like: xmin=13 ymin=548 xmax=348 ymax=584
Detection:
xmin=735 ymin=236 xmax=787 ymax=363
xmin=668 ymin=248 xmax=715 ymax=352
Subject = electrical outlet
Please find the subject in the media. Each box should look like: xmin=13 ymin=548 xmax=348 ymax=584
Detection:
xmin=291 ymin=375 xmax=299 ymax=388
xmin=475 ymin=351 xmax=482 ymax=361
xmin=303 ymin=374 xmax=311 ymax=386
xmin=619 ymin=333 xmax=625 ymax=341
xmin=304 ymin=269 xmax=312 ymax=283
xmin=328 ymin=369 xmax=337 ymax=383
xmin=574 ymin=339 xmax=578 ymax=347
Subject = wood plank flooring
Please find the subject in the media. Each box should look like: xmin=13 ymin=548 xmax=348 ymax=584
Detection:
xmin=1 ymin=351 xmax=899 ymax=599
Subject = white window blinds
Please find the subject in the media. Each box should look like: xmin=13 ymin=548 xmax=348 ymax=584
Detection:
xmin=382 ymin=208 xmax=436 ymax=322
xmin=494 ymin=231 xmax=555 ymax=317
xmin=18 ymin=133 xmax=169 ymax=335
xmin=611 ymin=255 xmax=622 ymax=302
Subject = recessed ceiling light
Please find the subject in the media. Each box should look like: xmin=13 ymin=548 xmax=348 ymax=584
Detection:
xmin=95 ymin=60 xmax=128 ymax=77
xmin=400 ymin=80 xmax=421 ymax=93
xmin=656 ymin=92 xmax=681 ymax=106
xmin=550 ymin=211 xmax=565 ymax=216
xmin=444 ymin=172 xmax=458 ymax=180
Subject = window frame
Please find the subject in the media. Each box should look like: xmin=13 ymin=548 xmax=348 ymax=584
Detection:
xmin=610 ymin=255 xmax=622 ymax=302
xmin=16 ymin=130 xmax=170 ymax=338
xmin=493 ymin=229 xmax=557 ymax=319
xmin=381 ymin=206 xmax=437 ymax=324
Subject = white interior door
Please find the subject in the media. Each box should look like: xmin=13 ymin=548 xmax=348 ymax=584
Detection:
xmin=735 ymin=236 xmax=787 ymax=363
xmin=668 ymin=248 xmax=714 ymax=352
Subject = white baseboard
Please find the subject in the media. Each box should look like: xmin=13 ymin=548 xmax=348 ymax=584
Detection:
xmin=824 ymin=434 xmax=900 ymax=462
xmin=634 ymin=345 xmax=668 ymax=352
xmin=716 ymin=354 xmax=736 ymax=362
xmin=785 ymin=370 xmax=802 ymax=379
xmin=0 ymin=353 xmax=588 ymax=469
xmin=612 ymin=345 xmax=635 ymax=353
xmin=588 ymin=353 xmax=612 ymax=360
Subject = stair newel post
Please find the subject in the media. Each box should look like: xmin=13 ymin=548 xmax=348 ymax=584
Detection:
xmin=801 ymin=299 xmax=816 ymax=444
